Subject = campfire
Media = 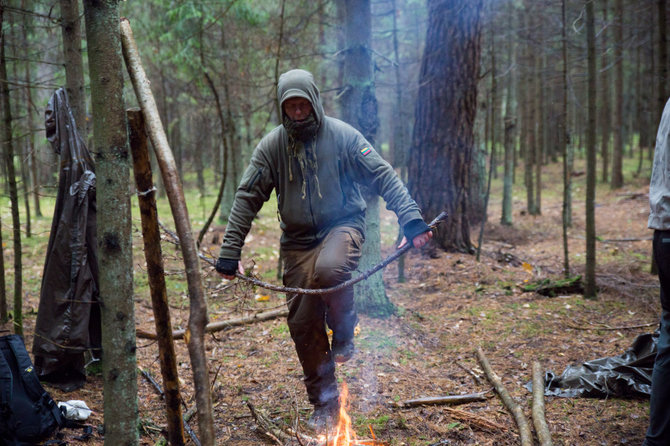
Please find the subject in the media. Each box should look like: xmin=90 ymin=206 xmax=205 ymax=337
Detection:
xmin=316 ymin=381 xmax=384 ymax=446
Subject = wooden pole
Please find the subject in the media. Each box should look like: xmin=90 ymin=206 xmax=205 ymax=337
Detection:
xmin=531 ymin=361 xmax=553 ymax=446
xmin=476 ymin=347 xmax=533 ymax=446
xmin=128 ymin=109 xmax=187 ymax=446
xmin=120 ymin=20 xmax=214 ymax=445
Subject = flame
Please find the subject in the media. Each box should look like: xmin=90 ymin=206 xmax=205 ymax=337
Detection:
xmin=316 ymin=381 xmax=381 ymax=446
xmin=332 ymin=382 xmax=357 ymax=445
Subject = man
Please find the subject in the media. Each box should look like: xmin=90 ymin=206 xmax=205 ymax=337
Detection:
xmin=216 ymin=69 xmax=432 ymax=430
xmin=645 ymin=97 xmax=670 ymax=446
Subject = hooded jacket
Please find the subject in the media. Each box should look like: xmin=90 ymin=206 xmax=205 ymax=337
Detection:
xmin=649 ymin=97 xmax=670 ymax=230
xmin=219 ymin=69 xmax=425 ymax=259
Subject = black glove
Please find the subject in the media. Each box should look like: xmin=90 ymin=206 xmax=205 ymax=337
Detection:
xmin=403 ymin=218 xmax=431 ymax=247
xmin=215 ymin=257 xmax=239 ymax=276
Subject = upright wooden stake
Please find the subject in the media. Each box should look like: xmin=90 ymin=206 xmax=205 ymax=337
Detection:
xmin=128 ymin=109 xmax=186 ymax=446
xmin=120 ymin=19 xmax=214 ymax=445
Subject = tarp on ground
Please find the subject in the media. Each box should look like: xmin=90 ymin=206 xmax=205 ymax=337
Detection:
xmin=536 ymin=331 xmax=657 ymax=398
xmin=32 ymin=88 xmax=101 ymax=392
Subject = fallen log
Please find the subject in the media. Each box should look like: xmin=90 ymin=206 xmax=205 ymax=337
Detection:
xmin=531 ymin=361 xmax=553 ymax=446
xmin=394 ymin=392 xmax=488 ymax=408
xmin=476 ymin=347 xmax=533 ymax=446
xmin=138 ymin=308 xmax=289 ymax=340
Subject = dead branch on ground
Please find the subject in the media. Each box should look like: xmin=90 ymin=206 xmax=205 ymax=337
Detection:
xmin=476 ymin=347 xmax=533 ymax=446
xmin=393 ymin=392 xmax=488 ymax=408
xmin=531 ymin=361 xmax=553 ymax=446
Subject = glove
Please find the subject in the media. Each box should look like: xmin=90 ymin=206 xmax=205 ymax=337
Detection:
xmin=215 ymin=257 xmax=239 ymax=276
xmin=403 ymin=218 xmax=431 ymax=247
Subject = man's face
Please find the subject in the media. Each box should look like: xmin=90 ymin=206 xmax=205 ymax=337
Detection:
xmin=283 ymin=97 xmax=313 ymax=122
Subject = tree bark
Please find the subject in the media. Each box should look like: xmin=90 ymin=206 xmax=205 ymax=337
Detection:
xmin=408 ymin=0 xmax=482 ymax=252
xmin=0 ymin=213 xmax=5 ymax=322
xmin=82 ymin=3 xmax=138 ymax=444
xmin=611 ymin=0 xmax=624 ymax=189
xmin=120 ymin=19 xmax=215 ymax=446
xmin=561 ymin=0 xmax=571 ymax=277
xmin=1 ymin=6 xmax=23 ymax=336
xmin=339 ymin=0 xmax=392 ymax=317
xmin=60 ymin=0 xmax=87 ymax=139
xmin=585 ymin=0 xmax=598 ymax=299
xmin=658 ymin=0 xmax=668 ymax=125
xmin=128 ymin=110 xmax=186 ymax=446
xmin=501 ymin=3 xmax=515 ymax=227
xmin=599 ymin=0 xmax=610 ymax=183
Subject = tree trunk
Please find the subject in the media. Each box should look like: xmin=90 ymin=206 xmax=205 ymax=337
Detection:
xmin=1 ymin=6 xmax=23 ymax=336
xmin=561 ymin=0 xmax=572 ymax=277
xmin=585 ymin=0 xmax=598 ymax=299
xmin=60 ymin=0 xmax=87 ymax=138
xmin=21 ymin=0 xmax=41 ymax=217
xmin=120 ymin=19 xmax=215 ymax=445
xmin=600 ymin=0 xmax=610 ymax=183
xmin=338 ymin=0 xmax=392 ymax=317
xmin=611 ymin=0 xmax=624 ymax=189
xmin=128 ymin=110 xmax=186 ymax=446
xmin=82 ymin=3 xmax=139 ymax=444
xmin=0 ymin=213 xmax=5 ymax=322
xmin=658 ymin=0 xmax=668 ymax=125
xmin=409 ymin=0 xmax=482 ymax=252
xmin=501 ymin=3 xmax=515 ymax=227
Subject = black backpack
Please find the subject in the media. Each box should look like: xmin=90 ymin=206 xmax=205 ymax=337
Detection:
xmin=0 ymin=335 xmax=64 ymax=445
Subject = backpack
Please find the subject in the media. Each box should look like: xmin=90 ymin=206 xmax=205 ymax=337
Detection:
xmin=0 ymin=335 xmax=64 ymax=445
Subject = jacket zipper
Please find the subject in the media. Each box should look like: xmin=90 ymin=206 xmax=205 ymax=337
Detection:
xmin=244 ymin=168 xmax=263 ymax=192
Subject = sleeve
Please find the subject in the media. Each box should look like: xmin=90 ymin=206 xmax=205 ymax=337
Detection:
xmin=346 ymin=134 xmax=425 ymax=229
xmin=218 ymin=144 xmax=275 ymax=260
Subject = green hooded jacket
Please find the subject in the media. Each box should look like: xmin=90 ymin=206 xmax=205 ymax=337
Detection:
xmin=219 ymin=69 xmax=425 ymax=260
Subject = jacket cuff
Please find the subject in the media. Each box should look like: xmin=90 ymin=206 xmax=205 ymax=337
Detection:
xmin=215 ymin=258 xmax=239 ymax=276
xmin=403 ymin=218 xmax=430 ymax=245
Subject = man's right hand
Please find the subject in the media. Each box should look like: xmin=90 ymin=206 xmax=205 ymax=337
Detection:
xmin=215 ymin=257 xmax=243 ymax=280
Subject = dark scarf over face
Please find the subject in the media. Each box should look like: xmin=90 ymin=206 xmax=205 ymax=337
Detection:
xmin=283 ymin=113 xmax=322 ymax=199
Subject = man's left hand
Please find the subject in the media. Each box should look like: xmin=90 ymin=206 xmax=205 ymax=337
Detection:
xmin=398 ymin=230 xmax=433 ymax=249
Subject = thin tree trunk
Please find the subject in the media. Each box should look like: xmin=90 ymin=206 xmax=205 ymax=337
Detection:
xmin=658 ymin=0 xmax=668 ymax=124
xmin=501 ymin=3 xmax=515 ymax=227
xmin=561 ymin=0 xmax=571 ymax=277
xmin=1 ymin=7 xmax=23 ymax=336
xmin=611 ymin=0 xmax=624 ymax=188
xmin=120 ymin=19 xmax=215 ymax=445
xmin=60 ymin=0 xmax=87 ymax=138
xmin=0 ymin=213 xmax=5 ymax=322
xmin=600 ymin=0 xmax=610 ymax=183
xmin=585 ymin=0 xmax=598 ymax=299
xmin=21 ymin=0 xmax=41 ymax=217
xmin=83 ymin=3 xmax=138 ymax=444
xmin=128 ymin=110 xmax=186 ymax=446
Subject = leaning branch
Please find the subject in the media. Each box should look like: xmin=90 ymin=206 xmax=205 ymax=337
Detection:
xmin=476 ymin=347 xmax=533 ymax=446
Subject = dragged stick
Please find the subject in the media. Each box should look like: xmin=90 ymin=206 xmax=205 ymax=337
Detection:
xmin=532 ymin=361 xmax=553 ymax=446
xmin=138 ymin=308 xmax=289 ymax=340
xmin=394 ymin=392 xmax=488 ymax=408
xmin=476 ymin=347 xmax=532 ymax=446
xmin=180 ymin=212 xmax=448 ymax=295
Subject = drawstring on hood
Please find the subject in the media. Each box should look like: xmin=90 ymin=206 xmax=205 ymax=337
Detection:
xmin=278 ymin=69 xmax=325 ymax=200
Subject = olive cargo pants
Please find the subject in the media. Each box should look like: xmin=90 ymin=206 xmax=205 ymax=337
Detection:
xmin=644 ymin=230 xmax=670 ymax=445
xmin=281 ymin=226 xmax=363 ymax=407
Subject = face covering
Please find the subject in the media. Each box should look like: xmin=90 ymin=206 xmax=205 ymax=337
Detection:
xmin=283 ymin=112 xmax=322 ymax=199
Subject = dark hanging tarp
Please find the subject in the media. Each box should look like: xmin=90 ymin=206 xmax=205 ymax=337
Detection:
xmin=32 ymin=88 xmax=101 ymax=392
xmin=536 ymin=331 xmax=657 ymax=398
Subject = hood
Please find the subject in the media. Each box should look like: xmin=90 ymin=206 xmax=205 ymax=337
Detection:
xmin=277 ymin=69 xmax=324 ymax=126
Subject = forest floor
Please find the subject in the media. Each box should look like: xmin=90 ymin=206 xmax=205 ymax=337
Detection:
xmin=1 ymin=160 xmax=660 ymax=445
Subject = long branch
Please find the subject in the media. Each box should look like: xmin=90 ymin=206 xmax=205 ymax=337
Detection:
xmin=200 ymin=211 xmax=448 ymax=295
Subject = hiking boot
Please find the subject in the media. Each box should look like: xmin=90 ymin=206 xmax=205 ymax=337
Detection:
xmin=332 ymin=338 xmax=355 ymax=363
xmin=306 ymin=402 xmax=340 ymax=432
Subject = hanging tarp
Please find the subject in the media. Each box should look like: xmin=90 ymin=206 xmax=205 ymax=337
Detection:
xmin=538 ymin=331 xmax=657 ymax=398
xmin=32 ymin=88 xmax=100 ymax=392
